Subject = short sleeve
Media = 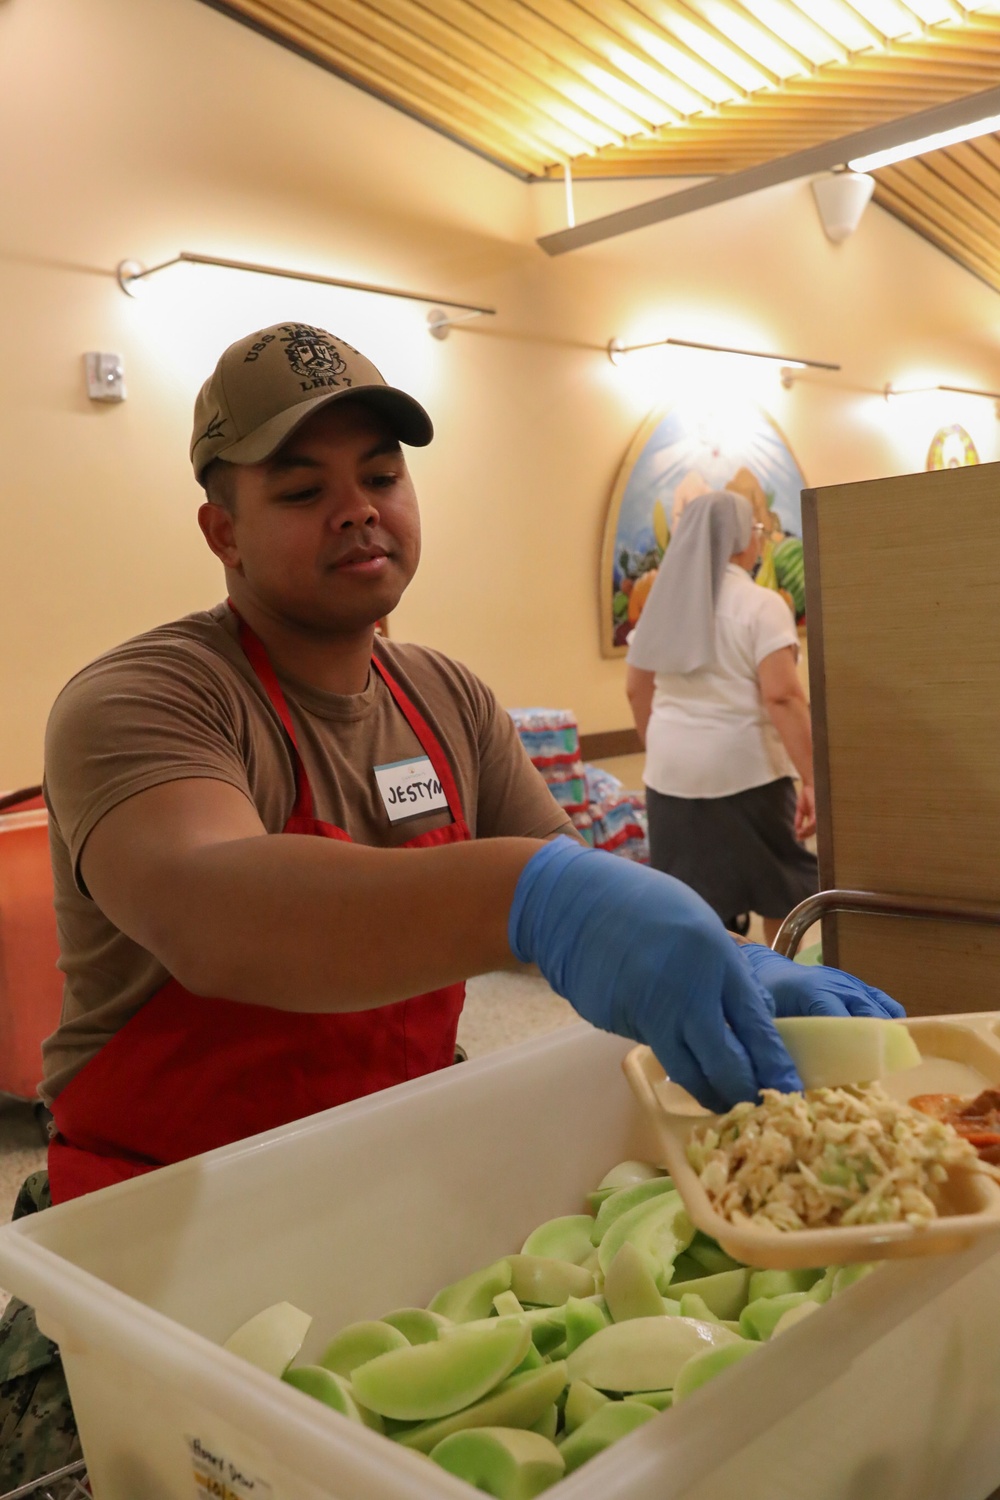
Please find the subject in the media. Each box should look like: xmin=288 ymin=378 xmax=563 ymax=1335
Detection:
xmin=44 ymin=645 xmax=257 ymax=889
xmin=749 ymin=587 xmax=799 ymax=668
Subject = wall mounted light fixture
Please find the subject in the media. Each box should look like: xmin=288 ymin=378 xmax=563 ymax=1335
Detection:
xmin=116 ymin=254 xmax=495 ymax=332
xmin=884 ymin=382 xmax=1000 ymax=417
xmin=608 ymin=335 xmax=840 ymax=375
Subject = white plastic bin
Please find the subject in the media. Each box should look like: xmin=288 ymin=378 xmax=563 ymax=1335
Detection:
xmin=2 ymin=1024 xmax=1000 ymax=1500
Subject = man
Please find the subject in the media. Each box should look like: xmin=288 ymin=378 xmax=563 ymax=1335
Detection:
xmin=40 ymin=321 xmax=903 ymax=1194
xmin=0 ymin=320 xmax=902 ymax=1487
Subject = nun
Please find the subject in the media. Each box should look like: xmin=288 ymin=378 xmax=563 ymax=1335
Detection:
xmin=626 ymin=490 xmax=818 ymax=945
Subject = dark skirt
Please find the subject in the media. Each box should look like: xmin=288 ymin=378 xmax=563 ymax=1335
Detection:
xmin=645 ymin=777 xmax=818 ymax=926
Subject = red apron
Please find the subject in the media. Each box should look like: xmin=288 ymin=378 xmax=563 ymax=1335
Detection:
xmin=48 ymin=618 xmax=468 ymax=1203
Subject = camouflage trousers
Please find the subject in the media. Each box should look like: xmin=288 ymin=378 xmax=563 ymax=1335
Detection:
xmin=0 ymin=1171 xmax=80 ymax=1491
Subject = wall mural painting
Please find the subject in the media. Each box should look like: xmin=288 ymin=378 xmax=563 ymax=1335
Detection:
xmin=926 ymin=424 xmax=979 ymax=471
xmin=600 ymin=401 xmax=809 ymax=657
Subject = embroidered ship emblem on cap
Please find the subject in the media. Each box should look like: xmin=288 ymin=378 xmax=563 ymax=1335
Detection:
xmin=280 ymin=325 xmax=348 ymax=383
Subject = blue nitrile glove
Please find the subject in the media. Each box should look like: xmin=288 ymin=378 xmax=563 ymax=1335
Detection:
xmin=509 ymin=837 xmax=802 ymax=1114
xmin=740 ymin=943 xmax=906 ymax=1019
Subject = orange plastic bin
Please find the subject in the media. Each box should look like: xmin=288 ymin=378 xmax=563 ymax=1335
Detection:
xmin=0 ymin=787 xmax=62 ymax=1100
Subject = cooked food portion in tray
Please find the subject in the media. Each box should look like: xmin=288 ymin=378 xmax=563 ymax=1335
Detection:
xmin=910 ymin=1089 xmax=1000 ymax=1165
xmin=685 ymin=1084 xmax=980 ymax=1233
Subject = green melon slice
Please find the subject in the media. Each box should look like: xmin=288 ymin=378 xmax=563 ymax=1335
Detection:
xmin=625 ymin=1388 xmax=674 ymax=1411
xmin=318 ymin=1320 xmax=409 ymax=1377
xmin=564 ymin=1296 xmax=610 ymax=1354
xmin=381 ymin=1308 xmax=451 ymax=1345
xmin=396 ymin=1362 xmax=570 ymax=1453
xmin=739 ymin=1293 xmax=811 ymax=1341
xmin=591 ymin=1178 xmax=677 ymax=1246
xmin=222 ymin=1302 xmax=312 ymax=1377
xmin=521 ymin=1215 xmax=596 ymax=1266
xmin=563 ymin=1381 xmax=610 ymax=1434
xmin=429 ymin=1258 xmax=513 ymax=1323
xmin=558 ymin=1400 xmax=657 ymax=1474
xmin=672 ymin=1340 xmax=758 ymax=1402
xmin=352 ymin=1318 xmax=530 ymax=1421
xmin=603 ymin=1243 xmax=666 ymax=1322
xmin=596 ymin=1191 xmax=694 ymax=1290
xmin=667 ymin=1270 xmax=750 ymax=1321
xmin=429 ymin=1426 xmax=565 ymax=1498
xmin=772 ymin=1301 xmax=822 ymax=1337
xmin=530 ymin=1404 xmax=559 ymax=1441
xmin=774 ymin=1016 xmax=920 ymax=1089
xmin=282 ymin=1365 xmax=384 ymax=1431
xmin=508 ymin=1255 xmax=595 ymax=1306
xmin=566 ymin=1316 xmax=740 ymax=1392
xmin=748 ymin=1268 xmax=823 ymax=1301
xmin=597 ymin=1161 xmax=667 ymax=1192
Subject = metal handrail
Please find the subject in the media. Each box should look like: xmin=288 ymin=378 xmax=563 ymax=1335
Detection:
xmin=773 ymin=887 xmax=1000 ymax=960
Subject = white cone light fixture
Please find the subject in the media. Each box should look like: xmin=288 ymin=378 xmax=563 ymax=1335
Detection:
xmin=811 ymin=171 xmax=875 ymax=244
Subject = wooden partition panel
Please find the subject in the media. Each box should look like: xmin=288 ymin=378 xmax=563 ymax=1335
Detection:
xmin=803 ymin=461 xmax=1000 ymax=1015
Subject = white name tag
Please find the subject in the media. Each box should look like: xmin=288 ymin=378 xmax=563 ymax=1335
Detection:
xmin=374 ymin=755 xmax=449 ymax=823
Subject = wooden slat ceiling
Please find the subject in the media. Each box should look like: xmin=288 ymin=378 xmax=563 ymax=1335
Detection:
xmin=212 ymin=0 xmax=1000 ymax=290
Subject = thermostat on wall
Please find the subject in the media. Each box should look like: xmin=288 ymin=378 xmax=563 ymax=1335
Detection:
xmin=84 ymin=352 xmax=126 ymax=402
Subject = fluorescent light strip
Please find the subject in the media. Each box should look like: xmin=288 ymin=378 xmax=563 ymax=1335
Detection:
xmin=608 ymin=336 xmax=839 ymax=371
xmin=849 ymin=112 xmax=1000 ymax=173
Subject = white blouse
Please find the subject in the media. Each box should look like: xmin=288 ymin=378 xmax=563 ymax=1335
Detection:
xmin=643 ymin=565 xmax=799 ymax=799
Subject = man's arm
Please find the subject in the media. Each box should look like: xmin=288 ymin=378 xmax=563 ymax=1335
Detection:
xmin=80 ymin=779 xmax=539 ymax=1013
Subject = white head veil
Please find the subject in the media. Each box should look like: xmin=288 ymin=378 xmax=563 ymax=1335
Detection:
xmin=626 ymin=489 xmax=754 ymax=676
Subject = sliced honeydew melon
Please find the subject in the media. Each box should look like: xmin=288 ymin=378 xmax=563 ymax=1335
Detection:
xmin=558 ymin=1400 xmax=657 ymax=1474
xmin=381 ymin=1308 xmax=451 ymax=1345
xmin=832 ymin=1263 xmax=878 ymax=1297
xmin=494 ymin=1291 xmax=525 ymax=1319
xmin=396 ymin=1362 xmax=570 ymax=1453
xmin=597 ymin=1161 xmax=667 ymax=1192
xmin=678 ymin=1293 xmax=718 ymax=1325
xmin=772 ymin=1301 xmax=822 ymax=1337
xmin=773 ymin=1016 xmax=921 ymax=1089
xmin=596 ymin=1191 xmax=693 ymax=1291
xmin=521 ymin=1215 xmax=597 ymax=1267
xmin=508 ymin=1255 xmax=595 ymax=1306
xmin=672 ymin=1340 xmax=759 ymax=1403
xmin=603 ymin=1243 xmax=666 ymax=1323
xmin=429 ymin=1258 xmax=513 ymax=1323
xmin=318 ymin=1319 xmax=409 ymax=1377
xmin=352 ymin=1318 xmax=530 ymax=1421
xmin=563 ymin=1381 xmax=610 ymax=1435
xmin=748 ymin=1268 xmax=823 ymax=1301
xmin=282 ymin=1365 xmax=384 ymax=1431
xmin=530 ymin=1404 xmax=560 ymax=1441
xmin=739 ymin=1292 xmax=811 ymax=1342
xmin=591 ymin=1178 xmax=677 ymax=1246
xmin=429 ymin=1426 xmax=565 ymax=1499
xmin=625 ymin=1388 xmax=674 ymax=1412
xmin=667 ymin=1269 xmax=750 ymax=1321
xmin=564 ymin=1296 xmax=610 ymax=1355
xmin=222 ymin=1302 xmax=312 ymax=1377
xmin=686 ymin=1235 xmax=744 ymax=1277
xmin=566 ymin=1316 xmax=740 ymax=1392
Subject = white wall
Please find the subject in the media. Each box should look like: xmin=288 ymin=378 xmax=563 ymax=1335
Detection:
xmin=2 ymin=0 xmax=999 ymax=783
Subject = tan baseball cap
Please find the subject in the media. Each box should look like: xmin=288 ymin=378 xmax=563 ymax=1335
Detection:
xmin=190 ymin=322 xmax=433 ymax=484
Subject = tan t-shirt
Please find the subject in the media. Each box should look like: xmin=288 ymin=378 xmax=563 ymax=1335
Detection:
xmin=40 ymin=604 xmax=572 ymax=1104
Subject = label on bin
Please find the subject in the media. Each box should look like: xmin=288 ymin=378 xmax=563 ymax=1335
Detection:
xmin=187 ymin=1435 xmax=274 ymax=1500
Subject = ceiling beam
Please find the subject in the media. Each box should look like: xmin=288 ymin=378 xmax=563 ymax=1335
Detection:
xmin=536 ymin=81 xmax=1000 ymax=255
